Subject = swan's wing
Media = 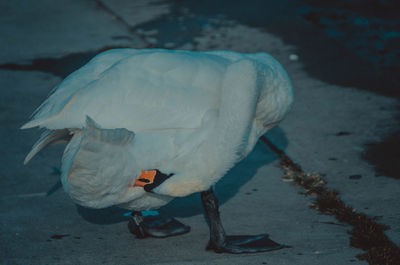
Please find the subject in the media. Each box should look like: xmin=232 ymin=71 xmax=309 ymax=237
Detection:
xmin=22 ymin=49 xmax=140 ymax=129
xmin=23 ymin=129 xmax=71 ymax=165
xmin=22 ymin=50 xmax=228 ymax=131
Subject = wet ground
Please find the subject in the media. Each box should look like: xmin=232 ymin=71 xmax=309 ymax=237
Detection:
xmin=0 ymin=0 xmax=399 ymax=264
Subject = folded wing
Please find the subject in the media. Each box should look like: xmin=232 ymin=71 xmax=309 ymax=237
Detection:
xmin=22 ymin=50 xmax=228 ymax=132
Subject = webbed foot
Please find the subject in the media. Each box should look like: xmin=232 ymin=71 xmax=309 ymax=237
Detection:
xmin=207 ymin=234 xmax=288 ymax=254
xmin=128 ymin=211 xmax=190 ymax=238
xmin=201 ymin=188 xmax=289 ymax=254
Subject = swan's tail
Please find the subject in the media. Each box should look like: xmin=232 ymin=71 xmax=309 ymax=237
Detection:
xmin=24 ymin=129 xmax=72 ymax=165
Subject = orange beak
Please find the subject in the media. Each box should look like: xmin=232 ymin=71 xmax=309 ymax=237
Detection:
xmin=134 ymin=170 xmax=157 ymax=187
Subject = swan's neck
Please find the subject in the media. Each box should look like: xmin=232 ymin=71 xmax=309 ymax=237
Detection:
xmin=202 ymin=59 xmax=260 ymax=178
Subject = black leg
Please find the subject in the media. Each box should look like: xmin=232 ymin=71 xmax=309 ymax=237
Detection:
xmin=201 ymin=188 xmax=228 ymax=250
xmin=201 ymin=187 xmax=288 ymax=254
xmin=128 ymin=211 xmax=147 ymax=238
xmin=128 ymin=211 xmax=190 ymax=238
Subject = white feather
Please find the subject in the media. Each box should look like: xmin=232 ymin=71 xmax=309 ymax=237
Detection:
xmin=23 ymin=49 xmax=293 ymax=211
xmin=24 ymin=129 xmax=70 ymax=165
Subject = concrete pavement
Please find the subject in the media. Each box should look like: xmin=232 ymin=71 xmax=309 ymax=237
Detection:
xmin=1 ymin=1 xmax=399 ymax=264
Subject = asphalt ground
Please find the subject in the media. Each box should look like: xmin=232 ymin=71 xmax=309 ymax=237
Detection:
xmin=0 ymin=1 xmax=399 ymax=264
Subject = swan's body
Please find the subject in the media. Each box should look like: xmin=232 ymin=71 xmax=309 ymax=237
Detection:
xmin=23 ymin=49 xmax=293 ymax=220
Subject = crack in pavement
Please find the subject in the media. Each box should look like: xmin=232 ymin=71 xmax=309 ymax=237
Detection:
xmin=0 ymin=1 xmax=167 ymax=76
xmin=94 ymin=0 xmax=155 ymax=48
xmin=260 ymin=135 xmax=400 ymax=265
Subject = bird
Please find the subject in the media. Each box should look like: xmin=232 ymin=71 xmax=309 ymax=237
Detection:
xmin=22 ymin=48 xmax=294 ymax=253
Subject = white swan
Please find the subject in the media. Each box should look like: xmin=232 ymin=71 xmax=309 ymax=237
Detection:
xmin=22 ymin=49 xmax=293 ymax=253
